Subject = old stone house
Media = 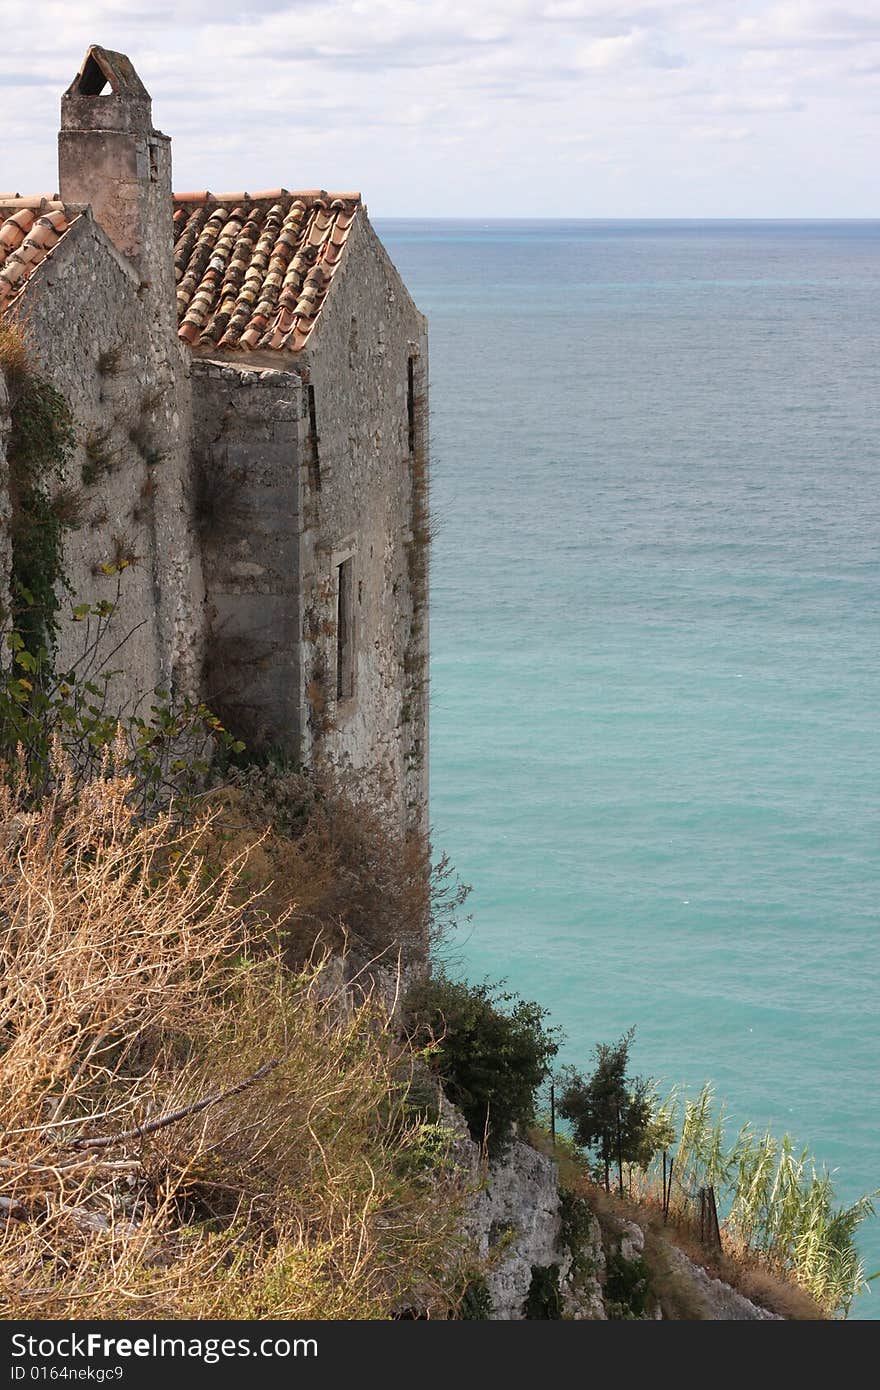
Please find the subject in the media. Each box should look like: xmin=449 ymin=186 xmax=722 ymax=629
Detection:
xmin=0 ymin=45 xmax=428 ymax=829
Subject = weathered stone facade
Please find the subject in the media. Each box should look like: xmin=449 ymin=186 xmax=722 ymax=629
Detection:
xmin=6 ymin=211 xmax=203 ymax=716
xmin=0 ymin=45 xmax=428 ymax=830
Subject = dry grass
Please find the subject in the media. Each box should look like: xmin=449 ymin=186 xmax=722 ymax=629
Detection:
xmin=81 ymin=428 xmax=117 ymax=486
xmin=0 ymin=319 xmax=29 ymax=385
xmin=50 ymin=483 xmax=86 ymax=531
xmin=648 ymin=1200 xmax=828 ymax=1320
xmin=97 ymin=346 xmax=124 ymax=378
xmin=0 ymin=752 xmax=470 ymax=1319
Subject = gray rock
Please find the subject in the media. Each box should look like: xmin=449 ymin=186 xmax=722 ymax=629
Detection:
xmin=465 ymin=1135 xmax=570 ymax=1320
xmin=661 ymin=1244 xmax=783 ymax=1320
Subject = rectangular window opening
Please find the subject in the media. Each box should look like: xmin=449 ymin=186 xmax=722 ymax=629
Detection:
xmin=307 ymin=384 xmax=321 ymax=491
xmin=148 ymin=142 xmax=159 ymax=182
xmin=407 ymin=358 xmax=416 ymax=455
xmin=336 ymin=557 xmax=355 ymax=702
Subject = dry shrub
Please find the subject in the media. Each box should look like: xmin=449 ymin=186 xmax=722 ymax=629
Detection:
xmin=0 ymin=754 xmax=470 ymax=1319
xmin=199 ymin=762 xmax=461 ymax=970
xmin=0 ymin=318 xmax=29 ymax=385
xmin=712 ymin=1246 xmax=832 ymax=1322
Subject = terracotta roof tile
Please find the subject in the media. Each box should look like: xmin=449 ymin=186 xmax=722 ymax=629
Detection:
xmin=173 ymin=190 xmax=361 ymax=353
xmin=1 ymin=187 xmax=361 ymax=354
xmin=0 ymin=203 xmax=72 ymax=309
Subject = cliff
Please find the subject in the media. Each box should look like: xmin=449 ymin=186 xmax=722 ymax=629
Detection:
xmin=446 ymin=1101 xmax=790 ymax=1320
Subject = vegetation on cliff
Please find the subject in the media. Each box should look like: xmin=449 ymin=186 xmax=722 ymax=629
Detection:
xmin=543 ymin=1046 xmax=875 ymax=1317
xmin=660 ymin=1083 xmax=876 ymax=1317
xmin=0 ymin=617 xmax=872 ymax=1320
xmin=1 ymin=332 xmax=874 ymax=1321
xmin=556 ymin=1027 xmax=673 ymax=1193
xmin=404 ymin=975 xmax=559 ymax=1157
xmin=0 ymin=753 xmax=470 ymax=1319
xmin=1 ymin=329 xmax=476 ymax=1320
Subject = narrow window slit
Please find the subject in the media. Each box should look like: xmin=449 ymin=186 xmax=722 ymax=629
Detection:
xmin=336 ymin=558 xmax=354 ymax=701
xmin=307 ymin=384 xmax=321 ymax=491
xmin=407 ymin=358 xmax=416 ymax=456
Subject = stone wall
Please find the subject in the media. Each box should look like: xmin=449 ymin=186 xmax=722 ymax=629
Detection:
xmin=293 ymin=209 xmax=429 ymax=832
xmin=2 ymin=195 xmax=428 ymax=836
xmin=189 ymin=208 xmax=430 ymax=830
xmin=192 ymin=359 xmax=304 ymax=750
xmin=4 ymin=212 xmax=203 ymax=713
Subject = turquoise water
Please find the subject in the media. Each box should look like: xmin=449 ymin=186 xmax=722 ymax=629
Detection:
xmin=376 ymin=220 xmax=880 ymax=1316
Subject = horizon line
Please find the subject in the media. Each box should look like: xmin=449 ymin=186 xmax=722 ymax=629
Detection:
xmin=371 ymin=214 xmax=880 ymax=223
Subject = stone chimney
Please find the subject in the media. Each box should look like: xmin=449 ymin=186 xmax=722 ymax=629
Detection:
xmin=58 ymin=46 xmax=175 ymax=319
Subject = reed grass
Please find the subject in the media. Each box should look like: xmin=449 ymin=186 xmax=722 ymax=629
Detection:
xmin=657 ymin=1083 xmax=875 ymax=1316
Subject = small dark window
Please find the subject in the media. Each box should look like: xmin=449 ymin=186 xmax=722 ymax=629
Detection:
xmin=336 ymin=558 xmax=355 ymax=701
xmin=407 ymin=357 xmax=416 ymax=455
xmin=307 ymin=384 xmax=321 ymax=491
xmin=148 ymin=142 xmax=159 ymax=182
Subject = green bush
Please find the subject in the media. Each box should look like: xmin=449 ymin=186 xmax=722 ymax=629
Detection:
xmin=404 ymin=975 xmax=560 ymax=1157
xmin=1 ymin=327 xmax=77 ymax=658
xmin=559 ymin=1190 xmax=598 ymax=1283
xmin=604 ymin=1253 xmax=652 ymax=1320
xmin=0 ymin=626 xmax=244 ymax=813
xmin=458 ymin=1276 xmax=493 ymax=1320
xmin=522 ymin=1264 xmax=564 ymax=1319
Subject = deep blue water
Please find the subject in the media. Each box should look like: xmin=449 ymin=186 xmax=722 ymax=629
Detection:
xmin=375 ymin=220 xmax=880 ymax=1317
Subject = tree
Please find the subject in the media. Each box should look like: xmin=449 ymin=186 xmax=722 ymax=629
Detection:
xmin=556 ymin=1028 xmax=670 ymax=1193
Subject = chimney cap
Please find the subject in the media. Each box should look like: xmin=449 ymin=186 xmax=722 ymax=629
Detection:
xmin=64 ymin=45 xmax=150 ymax=101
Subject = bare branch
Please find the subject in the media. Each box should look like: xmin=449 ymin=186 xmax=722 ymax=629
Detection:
xmin=66 ymin=1060 xmax=282 ymax=1152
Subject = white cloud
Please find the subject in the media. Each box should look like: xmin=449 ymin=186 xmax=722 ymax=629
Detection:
xmin=707 ymin=91 xmax=805 ymax=113
xmin=729 ymin=1 xmax=880 ymax=50
xmin=576 ymin=27 xmax=685 ymax=69
xmin=0 ymin=1 xmax=874 ymax=214
xmin=688 ymin=123 xmax=753 ymax=141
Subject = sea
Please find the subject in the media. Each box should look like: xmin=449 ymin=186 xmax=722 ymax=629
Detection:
xmin=375 ymin=219 xmax=880 ymax=1318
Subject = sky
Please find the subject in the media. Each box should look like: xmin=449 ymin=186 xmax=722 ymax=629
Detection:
xmin=1 ymin=1 xmax=877 ymax=217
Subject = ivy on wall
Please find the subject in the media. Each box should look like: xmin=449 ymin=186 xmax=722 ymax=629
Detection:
xmin=2 ymin=323 xmax=78 ymax=658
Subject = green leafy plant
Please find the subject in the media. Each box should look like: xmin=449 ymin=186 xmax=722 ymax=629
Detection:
xmin=457 ymin=1276 xmax=493 ymax=1320
xmin=559 ymin=1189 xmax=598 ymax=1283
xmin=404 ymin=975 xmax=560 ymax=1157
xmin=0 ymin=588 xmax=244 ymax=812
xmin=605 ymin=1253 xmax=652 ymax=1319
xmin=522 ymin=1263 xmax=564 ymax=1319
xmin=3 ymin=340 xmax=76 ymax=656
